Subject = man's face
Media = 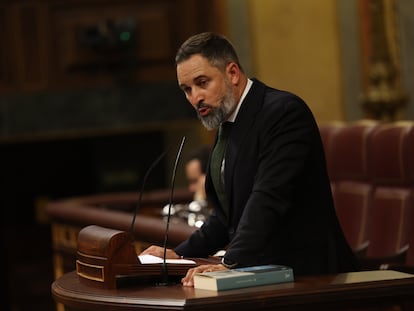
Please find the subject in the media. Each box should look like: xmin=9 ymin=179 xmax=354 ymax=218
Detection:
xmin=177 ymin=54 xmax=237 ymax=130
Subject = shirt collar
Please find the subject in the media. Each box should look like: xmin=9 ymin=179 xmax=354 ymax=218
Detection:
xmin=227 ymin=78 xmax=253 ymax=123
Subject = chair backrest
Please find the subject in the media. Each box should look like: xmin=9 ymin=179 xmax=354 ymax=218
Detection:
xmin=403 ymin=123 xmax=414 ymax=267
xmin=328 ymin=120 xmax=379 ymax=253
xmin=318 ymin=121 xmax=344 ymax=183
xmin=365 ymin=122 xmax=414 ymax=259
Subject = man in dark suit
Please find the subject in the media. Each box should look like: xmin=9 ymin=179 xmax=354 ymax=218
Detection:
xmin=140 ymin=32 xmax=359 ymax=286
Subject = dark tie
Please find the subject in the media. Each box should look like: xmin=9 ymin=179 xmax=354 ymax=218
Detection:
xmin=210 ymin=122 xmax=232 ymax=211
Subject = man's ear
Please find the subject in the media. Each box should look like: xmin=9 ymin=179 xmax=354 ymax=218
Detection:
xmin=226 ymin=62 xmax=241 ymax=85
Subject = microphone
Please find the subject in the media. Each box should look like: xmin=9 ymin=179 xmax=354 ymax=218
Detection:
xmin=129 ymin=150 xmax=167 ymax=236
xmin=159 ymin=135 xmax=186 ymax=285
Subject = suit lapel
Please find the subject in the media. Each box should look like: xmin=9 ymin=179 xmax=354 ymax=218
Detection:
xmin=224 ymin=79 xmax=267 ymax=210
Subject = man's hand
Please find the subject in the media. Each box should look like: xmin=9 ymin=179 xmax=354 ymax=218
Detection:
xmin=140 ymin=246 xmax=228 ymax=287
xmin=181 ymin=264 xmax=228 ymax=287
xmin=139 ymin=245 xmax=180 ymax=259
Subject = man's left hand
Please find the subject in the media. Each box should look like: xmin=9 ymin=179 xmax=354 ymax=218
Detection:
xmin=181 ymin=264 xmax=228 ymax=287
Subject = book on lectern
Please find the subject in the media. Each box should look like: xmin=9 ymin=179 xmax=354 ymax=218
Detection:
xmin=193 ymin=264 xmax=294 ymax=291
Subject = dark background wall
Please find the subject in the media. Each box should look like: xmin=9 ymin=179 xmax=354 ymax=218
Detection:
xmin=0 ymin=1 xmax=223 ymax=310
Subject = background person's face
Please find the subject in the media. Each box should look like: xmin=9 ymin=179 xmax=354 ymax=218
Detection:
xmin=185 ymin=159 xmax=203 ymax=194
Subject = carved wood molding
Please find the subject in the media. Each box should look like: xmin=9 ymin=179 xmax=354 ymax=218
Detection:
xmin=359 ymin=0 xmax=409 ymax=121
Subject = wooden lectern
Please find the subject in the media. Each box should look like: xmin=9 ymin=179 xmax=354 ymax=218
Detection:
xmin=76 ymin=225 xmax=202 ymax=289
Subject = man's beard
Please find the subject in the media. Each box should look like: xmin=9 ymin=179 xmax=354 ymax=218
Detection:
xmin=198 ymin=86 xmax=236 ymax=130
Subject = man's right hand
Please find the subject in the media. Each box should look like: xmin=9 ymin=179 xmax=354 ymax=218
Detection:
xmin=139 ymin=245 xmax=181 ymax=259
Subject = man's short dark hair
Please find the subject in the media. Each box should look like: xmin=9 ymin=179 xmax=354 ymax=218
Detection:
xmin=175 ymin=32 xmax=243 ymax=72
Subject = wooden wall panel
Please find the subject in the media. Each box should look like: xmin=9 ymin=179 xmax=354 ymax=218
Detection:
xmin=13 ymin=3 xmax=49 ymax=92
xmin=0 ymin=5 xmax=17 ymax=92
xmin=0 ymin=0 xmax=225 ymax=93
xmin=51 ymin=4 xmax=171 ymax=70
xmin=49 ymin=1 xmax=175 ymax=88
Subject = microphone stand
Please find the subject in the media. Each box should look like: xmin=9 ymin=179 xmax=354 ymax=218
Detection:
xmin=129 ymin=151 xmax=167 ymax=237
xmin=158 ymin=136 xmax=186 ymax=286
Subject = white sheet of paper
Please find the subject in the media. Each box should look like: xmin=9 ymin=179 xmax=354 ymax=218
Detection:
xmin=138 ymin=254 xmax=196 ymax=265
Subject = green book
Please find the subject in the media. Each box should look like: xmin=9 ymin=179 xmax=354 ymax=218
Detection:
xmin=193 ymin=264 xmax=294 ymax=291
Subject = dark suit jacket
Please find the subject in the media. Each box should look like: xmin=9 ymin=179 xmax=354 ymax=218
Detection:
xmin=175 ymin=79 xmax=359 ymax=275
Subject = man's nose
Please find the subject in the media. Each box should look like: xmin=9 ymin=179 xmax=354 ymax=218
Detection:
xmin=190 ymin=88 xmax=204 ymax=106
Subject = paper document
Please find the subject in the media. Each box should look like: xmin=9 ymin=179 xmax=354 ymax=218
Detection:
xmin=138 ymin=254 xmax=196 ymax=265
